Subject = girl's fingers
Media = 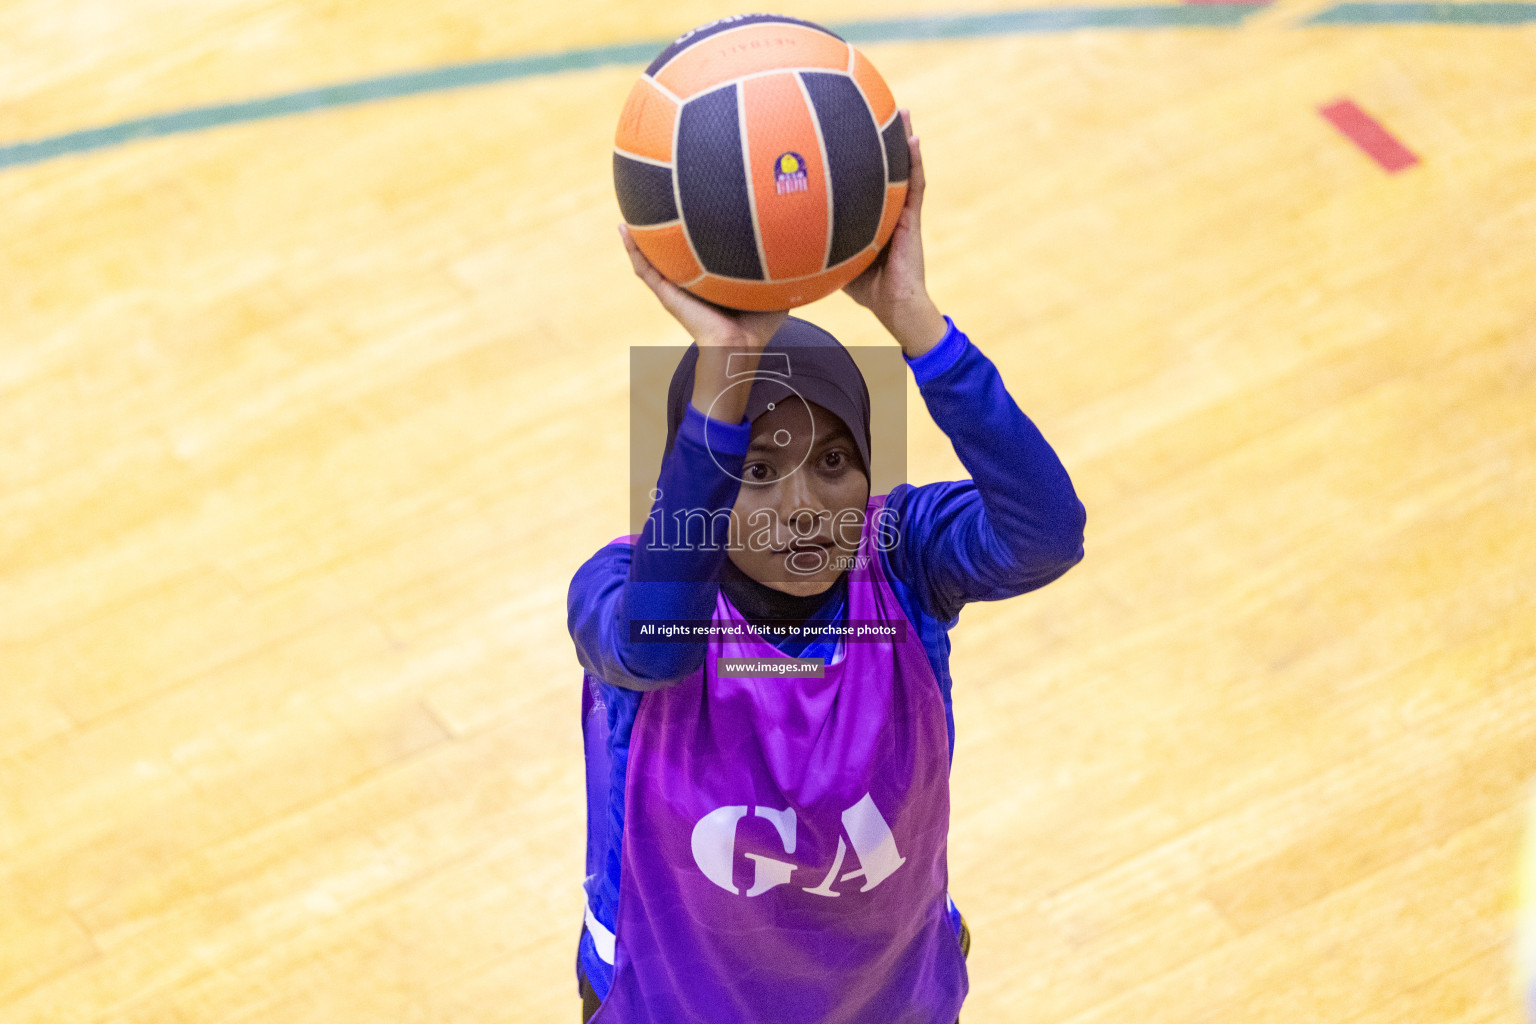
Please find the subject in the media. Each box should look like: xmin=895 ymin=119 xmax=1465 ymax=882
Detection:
xmin=623 ymin=224 xmax=792 ymax=346
xmin=618 ymin=223 xmax=640 ymax=262
xmin=623 ymin=224 xmax=747 ymax=339
xmin=620 ymin=225 xmax=665 ymax=289
xmin=620 ymin=225 xmax=652 ymax=280
xmin=621 ymin=225 xmax=693 ymax=314
xmin=906 ymin=137 xmax=926 ymax=220
xmin=621 ymin=225 xmax=680 ymax=302
xmin=890 ymin=110 xmax=924 ymax=226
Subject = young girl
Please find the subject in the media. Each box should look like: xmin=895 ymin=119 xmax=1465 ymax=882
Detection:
xmin=570 ymin=115 xmax=1086 ymax=1024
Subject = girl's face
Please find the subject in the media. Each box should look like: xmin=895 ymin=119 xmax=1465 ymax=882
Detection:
xmin=728 ymin=400 xmax=870 ymax=596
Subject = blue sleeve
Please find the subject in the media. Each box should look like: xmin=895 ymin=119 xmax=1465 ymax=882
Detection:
xmin=567 ymin=403 xmax=750 ymax=690
xmin=886 ymin=319 xmax=1086 ymax=623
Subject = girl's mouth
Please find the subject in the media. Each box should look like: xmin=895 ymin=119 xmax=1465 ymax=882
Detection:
xmin=773 ymin=540 xmax=833 ymax=556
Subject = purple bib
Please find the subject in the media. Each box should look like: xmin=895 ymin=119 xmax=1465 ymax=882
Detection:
xmin=595 ymin=497 xmax=968 ymax=1023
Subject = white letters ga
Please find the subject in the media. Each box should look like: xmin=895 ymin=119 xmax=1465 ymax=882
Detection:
xmin=690 ymin=794 xmax=907 ymax=898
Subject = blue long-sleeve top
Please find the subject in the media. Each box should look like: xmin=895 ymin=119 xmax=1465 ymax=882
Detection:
xmin=568 ymin=319 xmax=1086 ymax=999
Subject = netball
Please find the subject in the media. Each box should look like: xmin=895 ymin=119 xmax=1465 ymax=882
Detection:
xmin=613 ymin=14 xmax=909 ymax=311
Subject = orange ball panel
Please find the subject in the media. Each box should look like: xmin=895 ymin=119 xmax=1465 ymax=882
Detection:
xmin=687 ymin=251 xmax=878 ymax=312
xmin=614 ymin=77 xmax=677 ymax=163
xmin=742 ymin=72 xmax=829 ymax=282
xmin=631 ymin=223 xmax=703 ymax=286
xmin=849 ymin=48 xmax=897 ymax=127
xmin=654 ymin=24 xmax=851 ymax=100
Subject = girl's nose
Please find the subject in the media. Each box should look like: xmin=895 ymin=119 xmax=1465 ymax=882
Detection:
xmin=776 ymin=470 xmax=827 ymax=537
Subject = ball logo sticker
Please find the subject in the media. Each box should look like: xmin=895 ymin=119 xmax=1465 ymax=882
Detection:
xmin=774 ymin=152 xmax=809 ymax=195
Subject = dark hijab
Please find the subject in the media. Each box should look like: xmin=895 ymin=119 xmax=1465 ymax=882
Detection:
xmin=663 ymin=316 xmax=872 ymax=624
xmin=662 ymin=317 xmax=872 ymax=474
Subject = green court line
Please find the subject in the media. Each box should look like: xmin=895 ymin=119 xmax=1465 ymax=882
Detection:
xmin=836 ymin=4 xmax=1259 ymax=41
xmin=1306 ymin=1 xmax=1536 ymax=21
xmin=0 ymin=2 xmax=1526 ymax=174
xmin=0 ymin=42 xmax=663 ymax=172
xmin=0 ymin=5 xmax=1270 ymax=174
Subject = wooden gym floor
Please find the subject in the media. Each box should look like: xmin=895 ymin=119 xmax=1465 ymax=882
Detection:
xmin=2 ymin=2 xmax=1534 ymax=1021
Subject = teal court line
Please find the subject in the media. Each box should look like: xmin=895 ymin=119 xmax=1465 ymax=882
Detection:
xmin=1306 ymin=1 xmax=1536 ymax=20
xmin=1 ymin=3 xmax=1533 ymax=174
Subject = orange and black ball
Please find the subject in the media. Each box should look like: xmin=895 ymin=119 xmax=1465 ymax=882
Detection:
xmin=614 ymin=14 xmax=909 ymax=311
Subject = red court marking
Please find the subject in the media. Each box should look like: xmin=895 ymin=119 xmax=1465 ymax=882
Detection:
xmin=1319 ymin=98 xmax=1420 ymax=173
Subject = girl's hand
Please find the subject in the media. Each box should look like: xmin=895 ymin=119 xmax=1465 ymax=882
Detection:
xmin=620 ymin=225 xmax=787 ymax=352
xmin=842 ymin=110 xmax=948 ymax=358
xmin=621 ymin=225 xmax=788 ymax=424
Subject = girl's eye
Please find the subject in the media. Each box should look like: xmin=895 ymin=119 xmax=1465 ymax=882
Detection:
xmin=822 ymin=449 xmax=847 ymax=471
xmin=745 ymin=462 xmax=775 ymax=482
